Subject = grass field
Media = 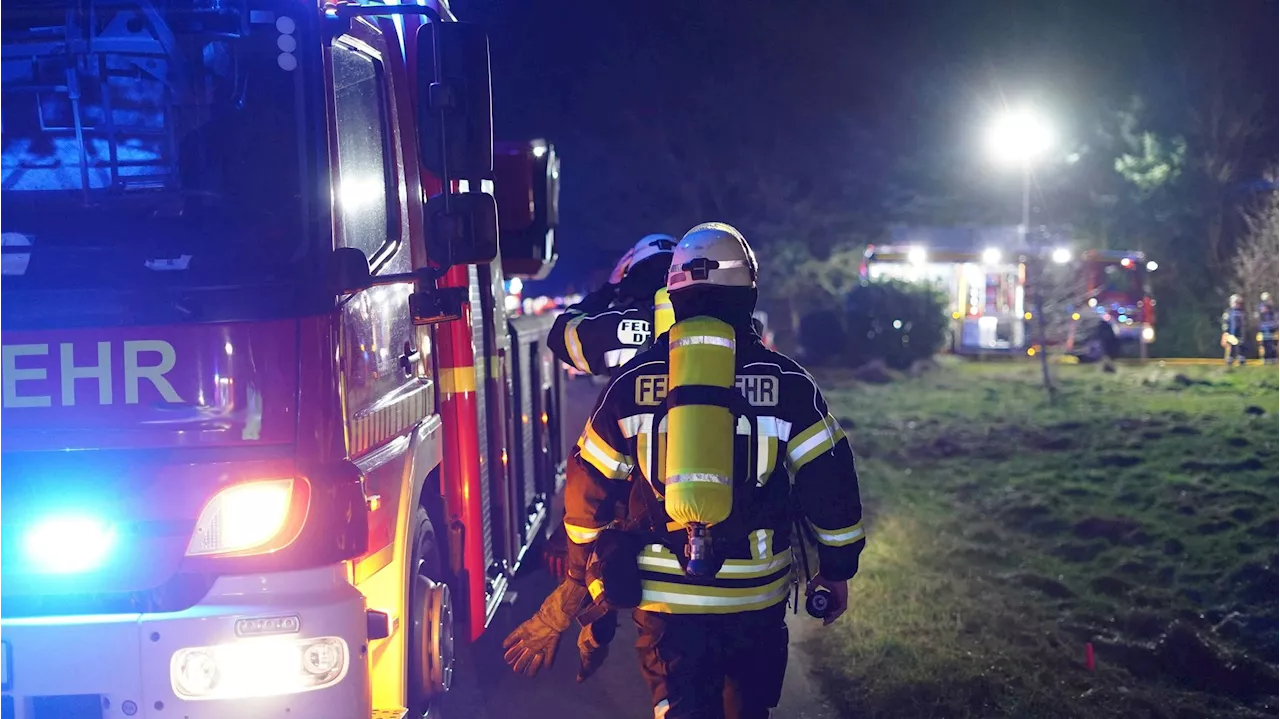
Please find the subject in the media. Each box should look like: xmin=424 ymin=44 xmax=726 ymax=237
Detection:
xmin=808 ymin=361 xmax=1279 ymax=719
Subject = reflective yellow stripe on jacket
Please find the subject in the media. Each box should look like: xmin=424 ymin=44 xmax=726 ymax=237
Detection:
xmin=635 ymin=543 xmax=794 ymax=614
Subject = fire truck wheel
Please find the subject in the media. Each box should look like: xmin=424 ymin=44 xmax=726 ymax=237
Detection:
xmin=408 ymin=507 xmax=455 ymax=714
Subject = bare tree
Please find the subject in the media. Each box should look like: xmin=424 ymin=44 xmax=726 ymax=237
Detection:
xmin=1231 ymin=189 xmax=1280 ymax=316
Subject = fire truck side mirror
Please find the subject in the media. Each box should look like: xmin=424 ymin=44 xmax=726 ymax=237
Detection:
xmin=424 ymin=191 xmax=499 ymax=267
xmin=328 ymin=247 xmax=374 ymax=294
xmin=495 ymin=140 xmax=560 ymax=280
xmin=416 ymin=21 xmax=494 ymax=180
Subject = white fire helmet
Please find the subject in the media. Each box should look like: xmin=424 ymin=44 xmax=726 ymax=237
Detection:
xmin=666 ymin=222 xmax=758 ymax=293
xmin=1230 ymin=294 xmax=1242 ymax=306
xmin=608 ymin=233 xmax=676 ymax=284
xmin=1262 ymin=292 xmax=1272 ymax=303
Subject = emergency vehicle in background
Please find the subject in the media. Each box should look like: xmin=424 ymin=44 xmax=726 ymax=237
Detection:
xmin=1 ymin=0 xmax=565 ymax=717
xmin=863 ymin=226 xmax=1155 ymax=356
xmin=1074 ymin=249 xmax=1157 ymax=350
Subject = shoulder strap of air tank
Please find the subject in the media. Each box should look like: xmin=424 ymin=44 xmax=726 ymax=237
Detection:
xmin=646 ymin=398 xmax=673 ymax=534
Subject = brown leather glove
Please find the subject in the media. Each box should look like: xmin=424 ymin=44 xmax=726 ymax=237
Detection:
xmin=502 ymin=580 xmax=588 ymax=678
xmin=575 ymin=609 xmax=617 ymax=683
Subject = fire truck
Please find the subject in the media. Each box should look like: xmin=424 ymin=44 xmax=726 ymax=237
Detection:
xmin=1071 ymin=249 xmax=1157 ymax=350
xmin=1 ymin=1 xmax=565 ymax=717
xmin=863 ymin=226 xmax=1155 ymax=356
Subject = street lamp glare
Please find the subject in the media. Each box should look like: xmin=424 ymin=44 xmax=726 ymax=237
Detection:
xmin=1051 ymin=247 xmax=1071 ymax=265
xmin=986 ymin=107 xmax=1055 ymax=166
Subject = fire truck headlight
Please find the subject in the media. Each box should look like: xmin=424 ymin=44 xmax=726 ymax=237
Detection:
xmin=171 ymin=636 xmax=349 ymax=700
xmin=186 ymin=479 xmax=300 ymax=557
xmin=1142 ymin=327 xmax=1156 ymax=343
xmin=24 ymin=515 xmax=116 ymax=574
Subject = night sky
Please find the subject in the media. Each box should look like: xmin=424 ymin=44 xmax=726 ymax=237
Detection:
xmin=454 ymin=0 xmax=1279 ymax=297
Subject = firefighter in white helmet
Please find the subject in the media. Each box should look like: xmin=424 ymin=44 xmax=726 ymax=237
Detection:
xmin=537 ymin=233 xmax=678 ymax=675
xmin=504 ymin=222 xmax=866 ymax=719
xmin=548 ymin=233 xmax=678 ymax=377
xmin=1257 ymin=292 xmax=1277 ymax=364
xmin=1222 ymin=293 xmax=1247 ymax=367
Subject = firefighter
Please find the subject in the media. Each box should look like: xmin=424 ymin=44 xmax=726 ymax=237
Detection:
xmin=502 ymin=222 xmax=865 ymax=718
xmin=1222 ymin=294 xmax=1247 ymax=367
xmin=540 ymin=233 xmax=677 ymax=672
xmin=1092 ymin=316 xmax=1119 ymax=373
xmin=1257 ymin=292 xmax=1277 ymax=365
xmin=548 ymin=233 xmax=677 ymax=377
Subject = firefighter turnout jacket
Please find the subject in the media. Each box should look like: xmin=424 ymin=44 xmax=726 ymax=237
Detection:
xmin=563 ymin=331 xmax=865 ymax=614
xmin=1258 ymin=301 xmax=1278 ymax=341
xmin=1223 ymin=305 xmax=1247 ymax=341
xmin=549 ymin=287 xmax=674 ymax=377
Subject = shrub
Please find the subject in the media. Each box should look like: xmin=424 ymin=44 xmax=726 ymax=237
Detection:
xmin=797 ymin=307 xmax=850 ymax=365
xmin=843 ymin=280 xmax=949 ymax=370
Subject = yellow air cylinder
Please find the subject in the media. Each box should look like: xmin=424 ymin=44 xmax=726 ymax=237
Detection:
xmin=653 ymin=288 xmax=675 ymax=338
xmin=664 ymin=316 xmax=737 ymax=576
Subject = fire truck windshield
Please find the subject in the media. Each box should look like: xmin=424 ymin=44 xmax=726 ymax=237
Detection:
xmin=1099 ymin=264 xmax=1143 ymax=300
xmin=1 ymin=0 xmax=318 ymax=292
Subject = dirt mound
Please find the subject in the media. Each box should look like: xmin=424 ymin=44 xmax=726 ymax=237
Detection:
xmin=1095 ymin=621 xmax=1277 ymax=699
xmin=1181 ymin=457 xmax=1266 ymax=473
xmin=1230 ymin=507 xmax=1259 ymax=522
xmin=1052 ymin=541 xmax=1108 ymax=563
xmin=1197 ymin=519 xmax=1237 ymax=535
xmin=1247 ymin=519 xmax=1278 ymax=538
xmin=1031 ymin=432 xmax=1074 ymax=451
xmin=1090 ymin=575 xmax=1132 ymax=597
xmin=1098 ymin=453 xmax=1144 ymax=468
xmin=1073 ymin=517 xmax=1144 ymax=544
xmin=906 ymin=358 xmax=940 ymax=377
xmin=1224 ymin=562 xmax=1278 ymax=605
xmin=1008 ymin=572 xmax=1075 ymax=599
xmin=852 ymin=361 xmax=896 ymax=384
xmin=1217 ymin=613 xmax=1280 ymax=662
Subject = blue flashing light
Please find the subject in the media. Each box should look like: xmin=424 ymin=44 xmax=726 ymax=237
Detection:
xmin=23 ymin=515 xmax=116 ymax=574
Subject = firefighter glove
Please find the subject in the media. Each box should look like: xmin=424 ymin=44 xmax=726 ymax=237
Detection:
xmin=575 ymin=610 xmax=618 ymax=683
xmin=502 ymin=580 xmax=589 ymax=678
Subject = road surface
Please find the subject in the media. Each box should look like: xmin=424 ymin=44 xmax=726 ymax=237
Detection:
xmin=440 ymin=374 xmax=841 ymax=719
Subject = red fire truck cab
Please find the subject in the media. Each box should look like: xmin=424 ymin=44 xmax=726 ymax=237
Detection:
xmin=1076 ymin=249 xmax=1157 ymax=348
xmin=1 ymin=1 xmax=564 ymax=717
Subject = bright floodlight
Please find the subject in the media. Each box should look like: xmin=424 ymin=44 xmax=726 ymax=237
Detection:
xmin=907 ymin=246 xmax=928 ymax=265
xmin=986 ymin=107 xmax=1055 ymax=166
xmin=982 ymin=247 xmax=1002 ymax=265
xmin=1051 ymin=248 xmax=1071 ymax=264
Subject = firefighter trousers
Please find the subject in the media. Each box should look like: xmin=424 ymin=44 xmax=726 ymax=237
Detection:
xmin=1226 ymin=343 xmax=1248 ymax=366
xmin=634 ymin=602 xmax=789 ymax=719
